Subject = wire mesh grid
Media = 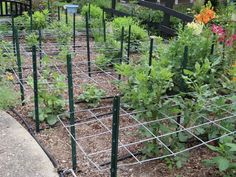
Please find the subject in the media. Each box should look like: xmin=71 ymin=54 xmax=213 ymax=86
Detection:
xmin=3 ymin=26 xmax=235 ymax=173
xmin=57 ymin=92 xmax=236 ymax=172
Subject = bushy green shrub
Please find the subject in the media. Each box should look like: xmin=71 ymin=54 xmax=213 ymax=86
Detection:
xmin=95 ymin=54 xmax=112 ymax=69
xmin=78 ymin=84 xmax=105 ymax=107
xmin=50 ymin=21 xmax=72 ymax=46
xmin=96 ymin=36 xmax=120 ymax=60
xmin=32 ymin=10 xmax=49 ymax=29
xmin=0 ymin=82 xmax=19 ymax=110
xmin=81 ymin=4 xmax=103 ymax=20
xmin=204 ymin=136 xmax=236 ymax=177
xmin=25 ymin=32 xmax=38 ymax=48
xmin=111 ymin=17 xmax=148 ymax=53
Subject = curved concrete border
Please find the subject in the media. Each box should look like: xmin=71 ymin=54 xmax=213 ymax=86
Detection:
xmin=0 ymin=111 xmax=58 ymax=177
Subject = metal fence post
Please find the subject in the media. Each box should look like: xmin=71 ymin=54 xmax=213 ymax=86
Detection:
xmin=148 ymin=37 xmax=154 ymax=76
xmin=58 ymin=6 xmax=61 ymax=21
xmin=73 ymin=13 xmax=76 ymax=53
xmin=15 ymin=27 xmax=25 ymax=105
xmin=103 ymin=10 xmax=106 ymax=42
xmin=110 ymin=96 xmax=120 ymax=177
xmin=67 ymin=54 xmax=77 ymax=171
xmin=32 ymin=46 xmax=40 ymax=132
xmin=127 ymin=25 xmax=131 ymax=64
xmin=11 ymin=15 xmax=16 ymax=55
xmin=86 ymin=12 xmax=91 ymax=77
xmin=118 ymin=26 xmax=124 ymax=80
xmin=38 ymin=29 xmax=42 ymax=64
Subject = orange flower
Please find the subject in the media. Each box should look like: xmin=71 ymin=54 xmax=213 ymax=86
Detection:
xmin=195 ymin=7 xmax=215 ymax=24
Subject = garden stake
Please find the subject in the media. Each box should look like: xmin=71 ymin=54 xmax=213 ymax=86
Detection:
xmin=118 ymin=26 xmax=124 ymax=80
xmin=58 ymin=6 xmax=61 ymax=21
xmin=148 ymin=37 xmax=154 ymax=76
xmin=110 ymin=96 xmax=120 ymax=177
xmin=211 ymin=34 xmax=215 ymax=55
xmin=177 ymin=46 xmax=189 ymax=134
xmin=127 ymin=25 xmax=131 ymax=64
xmin=65 ymin=9 xmax=68 ymax=24
xmin=222 ymin=41 xmax=225 ymax=60
xmin=88 ymin=3 xmax=91 ymax=19
xmin=47 ymin=0 xmax=50 ymax=11
xmin=103 ymin=10 xmax=106 ymax=42
xmin=211 ymin=43 xmax=215 ymax=55
xmin=15 ymin=27 xmax=25 ymax=105
xmin=73 ymin=13 xmax=76 ymax=53
xmin=179 ymin=46 xmax=188 ymax=92
xmin=29 ymin=0 xmax=33 ymax=32
xmin=86 ymin=12 xmax=91 ymax=77
xmin=11 ymin=14 xmax=16 ymax=55
xmin=32 ymin=46 xmax=40 ymax=133
xmin=182 ymin=46 xmax=188 ymax=72
xmin=38 ymin=29 xmax=42 ymax=64
xmin=67 ymin=54 xmax=77 ymax=171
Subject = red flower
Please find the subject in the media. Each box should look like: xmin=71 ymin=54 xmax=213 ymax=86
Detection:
xmin=212 ymin=24 xmax=225 ymax=36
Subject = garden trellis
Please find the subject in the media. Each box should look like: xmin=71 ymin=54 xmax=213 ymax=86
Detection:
xmin=0 ymin=1 xmax=235 ymax=177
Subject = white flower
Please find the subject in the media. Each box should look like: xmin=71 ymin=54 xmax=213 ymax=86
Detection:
xmin=186 ymin=22 xmax=204 ymax=35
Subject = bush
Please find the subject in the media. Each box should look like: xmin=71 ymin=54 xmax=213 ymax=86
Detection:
xmin=81 ymin=4 xmax=103 ymax=20
xmin=111 ymin=17 xmax=148 ymax=53
xmin=0 ymin=82 xmax=19 ymax=110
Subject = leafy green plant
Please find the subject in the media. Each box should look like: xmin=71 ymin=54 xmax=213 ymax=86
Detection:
xmin=28 ymin=56 xmax=66 ymax=125
xmin=95 ymin=54 xmax=112 ymax=69
xmin=95 ymin=36 xmax=121 ymax=63
xmin=0 ymin=41 xmax=16 ymax=72
xmin=81 ymin=4 xmax=103 ymax=19
xmin=111 ymin=17 xmax=148 ymax=52
xmin=0 ymin=82 xmax=19 ymax=110
xmin=78 ymin=84 xmax=105 ymax=107
xmin=50 ymin=21 xmax=72 ymax=46
xmin=32 ymin=10 xmax=49 ymax=29
xmin=204 ymin=136 xmax=236 ymax=177
xmin=25 ymin=32 xmax=38 ymax=48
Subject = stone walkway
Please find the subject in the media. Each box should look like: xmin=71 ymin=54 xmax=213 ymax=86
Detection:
xmin=0 ymin=111 xmax=58 ymax=177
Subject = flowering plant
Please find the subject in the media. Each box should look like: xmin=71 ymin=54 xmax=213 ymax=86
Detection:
xmin=195 ymin=6 xmax=215 ymax=24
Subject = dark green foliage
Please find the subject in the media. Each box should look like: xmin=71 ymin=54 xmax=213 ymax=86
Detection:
xmin=78 ymin=84 xmax=105 ymax=107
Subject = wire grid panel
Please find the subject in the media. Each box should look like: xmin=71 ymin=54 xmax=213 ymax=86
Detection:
xmin=58 ymin=93 xmax=236 ymax=172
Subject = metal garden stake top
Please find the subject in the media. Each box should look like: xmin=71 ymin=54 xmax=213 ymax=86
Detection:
xmin=64 ymin=4 xmax=79 ymax=53
xmin=64 ymin=4 xmax=79 ymax=14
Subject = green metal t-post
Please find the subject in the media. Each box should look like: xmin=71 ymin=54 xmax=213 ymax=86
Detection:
xmin=127 ymin=25 xmax=131 ymax=64
xmin=65 ymin=9 xmax=68 ymax=24
xmin=11 ymin=15 xmax=16 ymax=55
xmin=180 ymin=46 xmax=188 ymax=92
xmin=103 ymin=10 xmax=106 ymax=42
xmin=58 ymin=6 xmax=61 ymax=21
xmin=15 ymin=27 xmax=25 ymax=106
xmin=86 ymin=12 xmax=91 ymax=77
xmin=110 ymin=96 xmax=120 ymax=177
xmin=148 ymin=37 xmax=154 ymax=76
xmin=118 ymin=26 xmax=124 ymax=80
xmin=67 ymin=54 xmax=77 ymax=171
xmin=73 ymin=13 xmax=76 ymax=53
xmin=111 ymin=0 xmax=116 ymax=17
xmin=32 ymin=46 xmax=40 ymax=133
xmin=29 ymin=0 xmax=33 ymax=32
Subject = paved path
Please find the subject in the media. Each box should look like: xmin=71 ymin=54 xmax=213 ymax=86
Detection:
xmin=0 ymin=111 xmax=58 ymax=177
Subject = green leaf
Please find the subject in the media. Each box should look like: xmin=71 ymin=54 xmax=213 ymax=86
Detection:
xmin=183 ymin=69 xmax=193 ymax=76
xmin=225 ymin=143 xmax=236 ymax=152
xmin=178 ymin=132 xmax=189 ymax=142
xmin=214 ymin=157 xmax=230 ymax=172
xmin=207 ymin=144 xmax=220 ymax=152
xmin=176 ymin=160 xmax=182 ymax=169
xmin=46 ymin=115 xmax=58 ymax=126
